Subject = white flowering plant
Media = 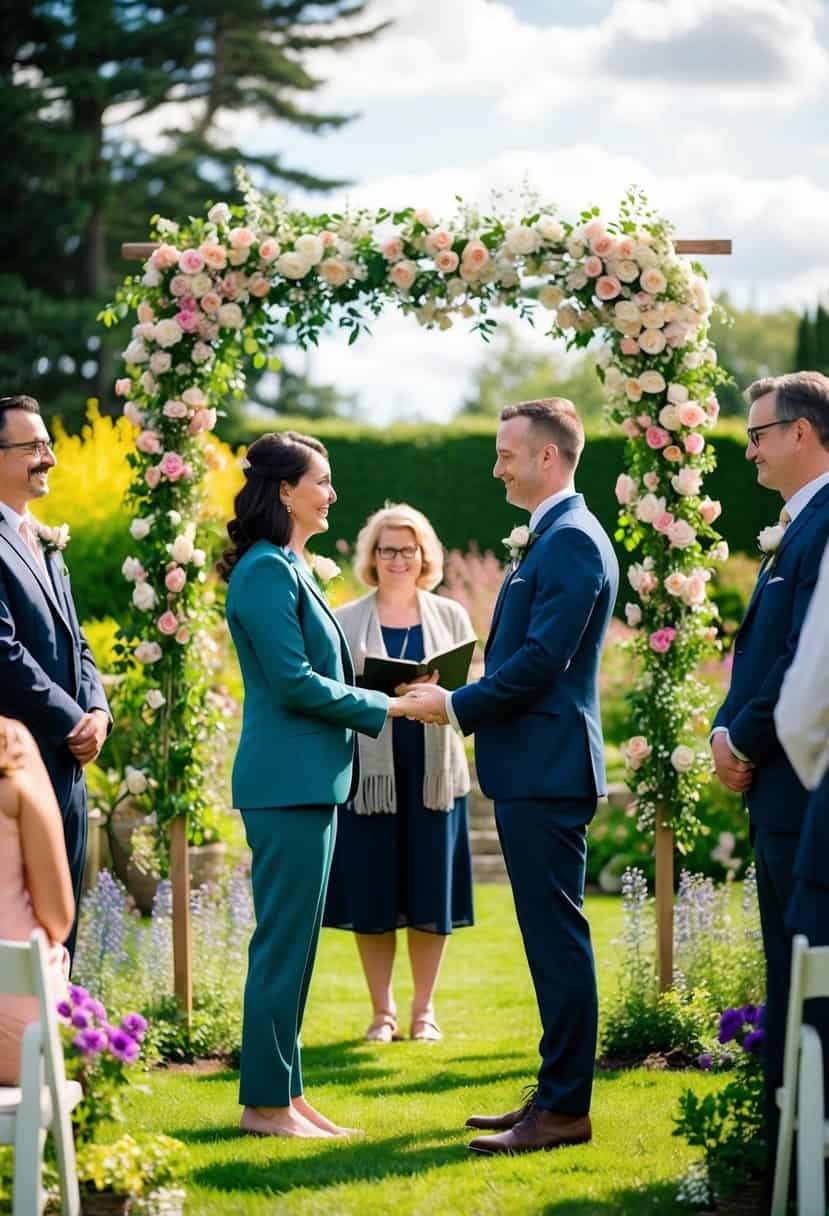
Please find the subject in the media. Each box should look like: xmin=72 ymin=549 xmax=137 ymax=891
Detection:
xmin=103 ymin=178 xmax=726 ymax=855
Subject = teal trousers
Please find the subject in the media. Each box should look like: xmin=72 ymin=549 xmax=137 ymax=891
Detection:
xmin=239 ymin=806 xmax=336 ymax=1107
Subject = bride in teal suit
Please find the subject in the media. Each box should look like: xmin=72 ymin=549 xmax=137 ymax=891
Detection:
xmin=220 ymin=431 xmax=411 ymax=1139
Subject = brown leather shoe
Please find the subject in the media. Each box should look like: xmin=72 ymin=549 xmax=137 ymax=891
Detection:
xmin=466 ymin=1090 xmax=536 ymax=1131
xmin=468 ymin=1107 xmax=592 ymax=1155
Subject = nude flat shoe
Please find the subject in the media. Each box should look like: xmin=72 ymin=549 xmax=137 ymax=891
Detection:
xmin=365 ymin=1011 xmax=402 ymax=1043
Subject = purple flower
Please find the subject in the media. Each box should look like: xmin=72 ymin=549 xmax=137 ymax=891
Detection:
xmin=107 ymin=1027 xmax=139 ymax=1062
xmin=83 ymin=997 xmax=107 ymax=1022
xmin=740 ymin=1003 xmax=760 ymax=1026
xmin=718 ymin=1008 xmax=744 ymax=1044
xmin=71 ymin=1009 xmax=90 ymax=1030
xmin=120 ymin=1012 xmax=148 ymax=1041
xmin=743 ymin=1028 xmax=765 ymax=1055
xmin=697 ymin=1053 xmax=713 ymax=1071
xmin=73 ymin=1028 xmax=107 ymax=1056
xmin=56 ymin=1000 xmax=72 ymax=1020
xmin=69 ymin=984 xmax=89 ymax=1005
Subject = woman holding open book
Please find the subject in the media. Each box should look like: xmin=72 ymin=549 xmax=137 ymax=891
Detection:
xmin=324 ymin=504 xmax=476 ymax=1043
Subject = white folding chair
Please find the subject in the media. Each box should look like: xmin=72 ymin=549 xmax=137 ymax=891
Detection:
xmin=772 ymin=934 xmax=829 ymax=1216
xmin=0 ymin=930 xmax=82 ymax=1216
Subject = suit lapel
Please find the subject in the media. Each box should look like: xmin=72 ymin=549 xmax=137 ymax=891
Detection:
xmin=289 ymin=553 xmax=355 ymax=682
xmin=0 ymin=515 xmax=73 ymax=637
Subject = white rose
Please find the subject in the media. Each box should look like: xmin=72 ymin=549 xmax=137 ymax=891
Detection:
xmin=171 ymin=534 xmax=195 ymax=564
xmin=614 ymin=301 xmax=641 ymax=324
xmin=505 ymin=525 xmax=531 ymax=550
xmin=683 ymin=351 xmax=704 ymax=370
xmin=142 ymin=265 xmax=162 ymax=288
xmin=567 ymin=236 xmax=586 ymax=259
xmin=207 ymin=203 xmax=231 ymax=226
xmin=555 ymin=304 xmax=578 ymax=329
xmin=134 ymin=641 xmax=162 ymax=664
xmin=504 ymin=225 xmax=541 ymax=256
xmin=140 ymin=371 xmax=157 ymax=395
xmin=132 ymin=581 xmax=158 ymax=612
xmin=635 ymin=494 xmax=666 ymax=524
xmin=192 ymin=548 xmax=206 ymax=568
xmin=614 ymin=259 xmax=639 ymax=284
xmin=217 ymin=303 xmax=244 ymax=329
xmin=566 ymin=268 xmax=588 ymax=291
xmin=121 ymin=556 xmax=144 ymax=583
xmin=295 ymin=234 xmax=324 ymax=265
xmin=667 ymin=382 xmax=689 ymax=405
xmin=665 ymin=571 xmax=687 ymax=596
xmin=604 ymin=367 xmax=625 ymax=395
xmin=168 ymin=510 xmax=182 ymax=526
xmin=758 ymin=524 xmax=784 ymax=553
xmin=145 ymin=689 xmax=166 ymax=710
xmin=149 ymin=351 xmax=172 ymax=375
xmin=710 ymin=541 xmax=730 ymax=562
xmin=641 ymin=308 xmax=666 ymax=330
xmin=640 ymin=267 xmax=667 ymax=295
xmin=154 ymin=319 xmax=183 ymax=348
xmin=130 ymin=517 xmax=152 ymax=540
xmin=311 ymin=555 xmax=341 ymax=582
xmin=672 ymin=467 xmax=703 ymax=497
xmin=625 ymin=736 xmax=653 ymax=770
xmin=536 ymin=215 xmax=564 ymax=242
xmin=189 ymin=272 xmax=212 ymax=298
xmin=639 ymin=370 xmax=666 ymax=394
xmin=125 ymin=766 xmax=148 ymax=796
xmin=124 ymin=339 xmax=149 ymax=364
xmin=625 ymin=602 xmax=642 ymax=627
xmin=670 ymin=745 xmax=696 ymax=774
xmin=276 ymin=251 xmax=312 ymax=280
xmin=659 ymin=405 xmax=681 ymax=431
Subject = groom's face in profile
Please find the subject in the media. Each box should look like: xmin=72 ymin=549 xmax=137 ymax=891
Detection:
xmin=0 ymin=407 xmax=56 ymax=508
xmin=494 ymin=416 xmax=547 ymax=511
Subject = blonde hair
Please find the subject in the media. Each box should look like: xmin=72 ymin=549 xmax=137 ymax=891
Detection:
xmin=353 ymin=503 xmax=444 ymax=591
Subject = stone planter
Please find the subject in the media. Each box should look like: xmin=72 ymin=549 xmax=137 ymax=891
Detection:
xmin=108 ymin=802 xmax=228 ymax=913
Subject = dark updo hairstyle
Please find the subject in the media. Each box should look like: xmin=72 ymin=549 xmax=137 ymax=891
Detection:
xmin=218 ymin=430 xmax=328 ymax=581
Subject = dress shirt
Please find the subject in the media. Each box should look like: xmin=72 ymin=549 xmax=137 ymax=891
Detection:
xmin=446 ymin=486 xmax=577 ymax=730
xmin=0 ymin=499 xmax=27 ymax=534
xmin=713 ymin=470 xmax=829 ymax=762
xmin=775 ymin=538 xmax=829 ymax=789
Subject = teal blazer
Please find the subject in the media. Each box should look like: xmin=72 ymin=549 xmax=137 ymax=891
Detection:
xmin=226 ymin=541 xmax=388 ymax=808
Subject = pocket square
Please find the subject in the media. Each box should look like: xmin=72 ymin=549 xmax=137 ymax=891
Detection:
xmin=510 ymin=577 xmax=527 ymax=585
xmin=767 ymin=576 xmax=785 ymax=584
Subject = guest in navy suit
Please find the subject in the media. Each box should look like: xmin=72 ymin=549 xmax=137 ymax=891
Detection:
xmin=0 ymin=395 xmax=110 ymax=959
xmin=404 ymin=398 xmax=619 ymax=1155
xmin=710 ymin=371 xmax=829 ymax=1148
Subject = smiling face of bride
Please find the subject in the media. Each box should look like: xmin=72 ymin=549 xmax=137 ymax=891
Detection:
xmin=281 ymin=449 xmax=337 ymax=542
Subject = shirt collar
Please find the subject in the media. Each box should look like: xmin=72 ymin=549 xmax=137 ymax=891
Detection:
xmin=0 ymin=499 xmax=28 ymax=534
xmin=529 ymin=487 xmax=576 ymax=533
xmin=784 ymin=470 xmax=829 ymax=523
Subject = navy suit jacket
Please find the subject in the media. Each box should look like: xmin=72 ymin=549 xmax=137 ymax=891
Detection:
xmin=0 ymin=506 xmax=109 ymax=810
xmin=452 ymin=493 xmax=619 ymax=804
xmin=713 ymin=482 xmax=829 ymax=835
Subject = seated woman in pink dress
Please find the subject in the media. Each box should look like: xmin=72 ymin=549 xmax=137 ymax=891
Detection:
xmin=0 ymin=717 xmax=74 ymax=1085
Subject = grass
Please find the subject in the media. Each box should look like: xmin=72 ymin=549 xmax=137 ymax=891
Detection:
xmin=115 ymin=885 xmax=726 ymax=1214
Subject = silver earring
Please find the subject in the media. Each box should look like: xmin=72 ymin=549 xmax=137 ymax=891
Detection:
xmin=286 ymin=504 xmax=292 ymax=515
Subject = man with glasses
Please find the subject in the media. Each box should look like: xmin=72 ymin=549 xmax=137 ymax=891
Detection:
xmin=0 ymin=395 xmax=110 ymax=959
xmin=710 ymin=370 xmax=829 ymax=1162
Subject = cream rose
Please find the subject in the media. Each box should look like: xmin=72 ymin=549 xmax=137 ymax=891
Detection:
xmin=639 ymin=328 xmax=667 ymax=355
xmin=504 ymin=225 xmax=540 ymax=256
xmin=640 ymin=267 xmax=667 ymax=294
xmin=670 ymin=745 xmax=696 ymax=774
xmin=536 ymin=214 xmax=564 ymax=242
xmin=276 ymin=251 xmax=312 ymax=280
xmin=671 ymin=467 xmax=703 ymax=497
xmin=658 ymin=405 xmax=681 ymax=431
xmin=635 ymin=494 xmax=666 ymax=525
xmin=665 ymin=571 xmax=687 ymax=596
xmin=681 ymin=574 xmax=707 ymax=606
xmin=132 ymin=581 xmax=158 ymax=612
xmin=217 ymin=302 xmax=244 ymax=329
xmin=625 ymin=736 xmax=653 ymax=770
xmin=668 ymin=519 xmax=697 ymax=549
xmin=319 ymin=259 xmax=350 ymax=287
xmin=615 ymin=473 xmax=638 ymax=505
xmin=667 ymin=382 xmax=689 ymax=405
xmin=389 ymin=259 xmax=418 ymax=291
xmin=539 ymin=284 xmax=564 ymax=310
xmin=639 ymin=370 xmax=666 ymax=394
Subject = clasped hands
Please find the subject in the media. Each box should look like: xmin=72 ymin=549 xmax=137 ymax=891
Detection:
xmin=66 ymin=709 xmax=108 ymax=765
xmin=388 ymin=672 xmax=450 ymax=725
xmin=710 ymin=731 xmax=755 ymax=794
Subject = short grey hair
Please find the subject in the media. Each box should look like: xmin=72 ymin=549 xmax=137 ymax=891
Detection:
xmin=747 ymin=372 xmax=829 ymax=449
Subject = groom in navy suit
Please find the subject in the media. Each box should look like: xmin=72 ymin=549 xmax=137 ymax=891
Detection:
xmin=0 ymin=395 xmax=110 ymax=958
xmin=710 ymin=371 xmax=829 ymax=1150
xmin=404 ymin=398 xmax=619 ymax=1154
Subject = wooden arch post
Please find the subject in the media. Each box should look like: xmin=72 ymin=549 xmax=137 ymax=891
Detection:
xmin=121 ymin=235 xmax=731 ymax=1010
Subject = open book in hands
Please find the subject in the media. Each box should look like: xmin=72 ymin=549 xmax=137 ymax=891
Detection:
xmin=357 ymin=639 xmax=476 ymax=696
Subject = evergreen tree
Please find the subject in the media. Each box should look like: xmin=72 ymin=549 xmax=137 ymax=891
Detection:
xmin=0 ymin=1 xmax=386 ymax=428
xmin=795 ymin=310 xmax=817 ymax=372
xmin=814 ymin=304 xmax=829 ymax=374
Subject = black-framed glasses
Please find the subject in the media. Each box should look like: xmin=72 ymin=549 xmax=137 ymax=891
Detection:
xmin=746 ymin=420 xmax=792 ymax=447
xmin=0 ymin=437 xmax=54 ymax=457
xmin=376 ymin=545 xmax=420 ymax=561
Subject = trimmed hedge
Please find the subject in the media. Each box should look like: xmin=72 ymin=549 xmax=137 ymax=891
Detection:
xmin=234 ymin=416 xmax=771 ymax=563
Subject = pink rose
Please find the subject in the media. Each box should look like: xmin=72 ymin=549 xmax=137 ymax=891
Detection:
xmin=221 ymin=273 xmax=241 ymax=300
xmin=699 ymin=497 xmax=722 ymax=525
xmin=137 ymin=303 xmax=155 ymax=324
xmin=123 ymin=401 xmax=143 ymax=427
xmin=389 ymin=260 xmax=418 ymax=291
xmin=640 ymin=571 xmax=659 ymax=596
xmin=169 ymin=275 xmax=190 ymax=298
xmin=435 ymin=249 xmax=460 ymax=273
xmin=179 ymin=249 xmax=205 ymax=275
xmin=382 ymin=237 xmax=404 ymax=261
xmin=684 ymin=433 xmax=705 ymax=455
xmin=151 ymin=244 xmax=180 ymax=270
xmin=188 ymin=407 xmax=217 ymax=435
xmin=319 ymin=259 xmax=349 ymax=287
xmin=461 ymin=239 xmax=489 ymax=270
xmin=248 ymin=272 xmax=270 ymax=298
xmin=653 ymin=511 xmax=675 ymax=534
xmin=159 ymin=452 xmax=186 ymax=481
xmin=162 ymin=400 xmax=188 ymax=419
xmin=596 ymin=275 xmax=622 ymax=301
xmin=668 ymin=519 xmax=697 ymax=549
xmin=182 ymin=387 xmax=206 ymax=408
xmin=181 ymin=462 xmax=193 ymax=479
xmin=626 ymin=378 xmax=643 ymax=402
xmin=664 ymin=572 xmax=687 ymax=596
xmin=646 ymin=426 xmax=670 ymax=450
xmin=706 ymin=394 xmax=720 ymax=420
xmin=175 ymin=626 xmax=190 ymax=645
xmin=649 ymin=627 xmax=677 ymax=654
xmin=192 ymin=342 xmax=213 ymax=364
xmin=583 ymin=220 xmax=606 ymax=242
xmin=643 ymin=472 xmax=659 ymax=491
xmin=621 ymin=418 xmax=641 ymax=439
xmin=637 ymin=414 xmax=653 ymax=428
xmin=584 ymin=256 xmax=603 ymax=277
xmin=199 ymin=243 xmax=227 ymax=270
xmin=145 ymin=465 xmax=161 ymax=489
xmin=591 ymin=234 xmax=616 ymax=258
xmin=115 ymin=378 xmax=131 ymax=397
xmin=165 ymin=566 xmax=187 ymax=593
xmin=425 ymin=230 xmax=452 ymax=255
xmin=639 ymin=328 xmax=667 ymax=355
xmin=136 ymin=430 xmax=162 ymax=455
xmin=635 ymin=291 xmax=653 ymax=308
xmin=200 ymin=291 xmax=221 ymax=315
xmin=615 ymin=473 xmax=638 ymax=505
xmin=175 ymin=310 xmax=198 ymax=332
xmin=620 ymin=336 xmax=640 ymax=355
xmin=459 ymin=262 xmax=480 ymax=284
xmin=157 ymin=611 xmax=179 ymax=636
xmin=134 ymin=641 xmax=162 ymax=664
xmin=229 ymin=227 xmax=255 ymax=249
xmin=681 ymin=575 xmax=707 ymax=606
xmin=663 ymin=445 xmax=684 ymax=463
xmin=678 ymin=402 xmax=706 ymax=428
xmin=414 ymin=208 xmax=435 ymax=228
xmin=616 ymin=236 xmax=635 ymax=258
xmin=258 ymin=238 xmax=280 ymax=263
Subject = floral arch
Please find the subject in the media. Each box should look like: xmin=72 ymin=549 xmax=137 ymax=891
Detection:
xmin=105 ymin=181 xmax=729 ymax=1003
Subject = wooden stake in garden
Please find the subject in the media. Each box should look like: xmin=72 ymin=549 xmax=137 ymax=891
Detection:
xmin=121 ymin=234 xmax=732 ymax=1017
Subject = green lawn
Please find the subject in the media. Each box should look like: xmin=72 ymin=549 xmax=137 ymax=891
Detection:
xmin=123 ymin=886 xmax=721 ymax=1214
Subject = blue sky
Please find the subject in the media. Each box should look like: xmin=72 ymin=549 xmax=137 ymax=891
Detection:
xmin=126 ymin=0 xmax=829 ymax=421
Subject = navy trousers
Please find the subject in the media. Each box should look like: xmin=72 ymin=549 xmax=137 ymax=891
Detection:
xmin=61 ymin=774 xmax=88 ymax=963
xmin=494 ymin=797 xmax=597 ymax=1115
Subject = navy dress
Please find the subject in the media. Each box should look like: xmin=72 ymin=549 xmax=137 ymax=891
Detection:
xmin=324 ymin=625 xmax=474 ymax=935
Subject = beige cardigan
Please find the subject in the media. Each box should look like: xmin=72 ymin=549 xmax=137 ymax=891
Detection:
xmin=335 ymin=590 xmax=474 ymax=814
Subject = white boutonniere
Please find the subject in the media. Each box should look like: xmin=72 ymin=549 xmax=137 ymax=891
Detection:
xmin=757 ymin=523 xmax=784 ymax=555
xmin=35 ymin=522 xmax=70 ymax=561
xmin=309 ymin=553 xmax=341 ymax=594
xmin=502 ymin=524 xmax=537 ymax=566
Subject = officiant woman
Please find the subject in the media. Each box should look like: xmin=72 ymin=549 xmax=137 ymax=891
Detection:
xmin=324 ymin=503 xmax=476 ymax=1043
